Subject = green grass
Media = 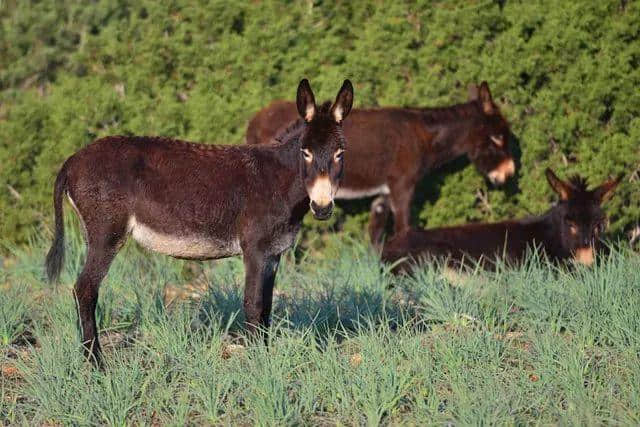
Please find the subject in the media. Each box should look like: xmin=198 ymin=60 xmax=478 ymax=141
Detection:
xmin=1 ymin=226 xmax=640 ymax=425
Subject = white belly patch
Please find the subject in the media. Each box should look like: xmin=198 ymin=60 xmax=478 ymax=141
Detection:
xmin=128 ymin=216 xmax=241 ymax=259
xmin=336 ymin=184 xmax=390 ymax=200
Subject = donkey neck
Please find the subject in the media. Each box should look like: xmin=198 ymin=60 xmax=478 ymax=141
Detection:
xmin=541 ymin=207 xmax=571 ymax=258
xmin=260 ymin=125 xmax=309 ymax=203
xmin=515 ymin=208 xmax=564 ymax=257
xmin=415 ymin=102 xmax=485 ymax=170
xmin=272 ymin=128 xmax=304 ymax=170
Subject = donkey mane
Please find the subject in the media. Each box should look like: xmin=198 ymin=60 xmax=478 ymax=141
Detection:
xmin=97 ymin=135 xmax=235 ymax=154
xmin=413 ymin=101 xmax=486 ymax=124
xmin=567 ymin=175 xmax=590 ymax=192
xmin=316 ymin=100 xmax=333 ymax=112
xmin=414 ymin=100 xmax=511 ymax=127
xmin=275 ymin=101 xmax=333 ymax=144
xmin=275 ymin=120 xmax=304 ymax=143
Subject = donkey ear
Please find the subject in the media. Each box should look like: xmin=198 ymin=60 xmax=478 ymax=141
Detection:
xmin=468 ymin=84 xmax=480 ymax=101
xmin=545 ymin=168 xmax=573 ymax=201
xmin=330 ymin=79 xmax=354 ymax=123
xmin=593 ymin=175 xmax=622 ymax=204
xmin=296 ymin=79 xmax=317 ymax=122
xmin=478 ymin=81 xmax=495 ymax=115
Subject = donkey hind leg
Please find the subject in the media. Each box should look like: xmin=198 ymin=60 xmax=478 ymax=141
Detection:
xmin=388 ymin=181 xmax=416 ymax=236
xmin=74 ymin=236 xmax=123 ymax=365
xmin=242 ymin=252 xmax=281 ymax=338
xmin=368 ymin=195 xmax=391 ymax=250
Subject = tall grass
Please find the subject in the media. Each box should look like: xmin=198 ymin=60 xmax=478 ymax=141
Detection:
xmin=1 ymin=224 xmax=639 ymax=425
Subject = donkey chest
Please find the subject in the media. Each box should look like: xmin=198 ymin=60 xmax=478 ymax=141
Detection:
xmin=128 ymin=216 xmax=242 ymax=260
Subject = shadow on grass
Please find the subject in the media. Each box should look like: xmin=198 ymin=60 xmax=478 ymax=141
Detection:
xmin=190 ymin=261 xmax=468 ymax=347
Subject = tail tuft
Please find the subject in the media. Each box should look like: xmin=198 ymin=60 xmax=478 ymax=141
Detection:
xmin=45 ymin=166 xmax=67 ymax=283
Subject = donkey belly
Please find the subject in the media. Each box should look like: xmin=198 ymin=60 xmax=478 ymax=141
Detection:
xmin=128 ymin=216 xmax=241 ymax=260
xmin=335 ymin=184 xmax=390 ymax=200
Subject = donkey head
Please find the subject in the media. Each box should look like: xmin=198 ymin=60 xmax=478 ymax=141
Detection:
xmin=296 ymin=79 xmax=354 ymax=220
xmin=546 ymin=168 xmax=621 ymax=266
xmin=467 ymin=82 xmax=515 ymax=185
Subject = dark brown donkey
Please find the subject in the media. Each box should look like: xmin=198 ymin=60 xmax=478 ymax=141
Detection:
xmin=247 ymin=82 xmax=516 ymax=242
xmin=379 ymin=168 xmax=621 ymax=273
xmin=45 ymin=79 xmax=354 ymax=363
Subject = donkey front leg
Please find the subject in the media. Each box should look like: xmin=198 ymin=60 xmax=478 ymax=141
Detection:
xmin=242 ymin=251 xmax=281 ymax=336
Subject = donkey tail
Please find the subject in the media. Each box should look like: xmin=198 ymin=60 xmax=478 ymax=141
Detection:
xmin=45 ymin=164 xmax=68 ymax=283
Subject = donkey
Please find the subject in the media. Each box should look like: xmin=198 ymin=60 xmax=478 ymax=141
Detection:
xmin=45 ymin=79 xmax=354 ymax=363
xmin=247 ymin=82 xmax=516 ymax=242
xmin=378 ymin=168 xmax=621 ymax=273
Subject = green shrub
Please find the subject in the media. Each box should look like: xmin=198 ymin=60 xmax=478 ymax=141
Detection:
xmin=1 ymin=0 xmax=638 ymax=245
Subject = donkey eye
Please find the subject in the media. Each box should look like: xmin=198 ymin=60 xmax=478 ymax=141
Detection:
xmin=334 ymin=149 xmax=345 ymax=162
xmin=490 ymin=135 xmax=504 ymax=147
xmin=301 ymin=149 xmax=313 ymax=162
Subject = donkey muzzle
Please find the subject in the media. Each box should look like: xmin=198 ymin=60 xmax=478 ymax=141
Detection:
xmin=310 ymin=200 xmax=334 ymax=220
xmin=308 ymin=175 xmax=335 ymax=220
xmin=488 ymin=158 xmax=515 ymax=185
xmin=574 ymin=246 xmax=595 ymax=266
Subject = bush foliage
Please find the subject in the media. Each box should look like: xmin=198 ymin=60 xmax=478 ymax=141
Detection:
xmin=1 ymin=0 xmax=638 ymax=245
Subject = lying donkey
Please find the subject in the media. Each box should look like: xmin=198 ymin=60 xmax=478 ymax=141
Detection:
xmin=378 ymin=168 xmax=620 ymax=273
xmin=46 ymin=79 xmax=353 ymax=363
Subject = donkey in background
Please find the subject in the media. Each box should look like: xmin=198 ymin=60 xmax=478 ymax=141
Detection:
xmin=46 ymin=79 xmax=354 ymax=364
xmin=378 ymin=168 xmax=621 ymax=273
xmin=247 ymin=82 xmax=516 ymax=243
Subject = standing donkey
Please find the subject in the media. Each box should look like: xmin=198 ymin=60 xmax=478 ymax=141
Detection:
xmin=247 ymin=82 xmax=516 ymax=242
xmin=379 ymin=168 xmax=621 ymax=273
xmin=45 ymin=79 xmax=354 ymax=363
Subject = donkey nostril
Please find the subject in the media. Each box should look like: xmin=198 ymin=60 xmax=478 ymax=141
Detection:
xmin=310 ymin=201 xmax=334 ymax=219
xmin=488 ymin=172 xmax=502 ymax=184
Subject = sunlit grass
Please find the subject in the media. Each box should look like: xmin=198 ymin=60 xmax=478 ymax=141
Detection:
xmin=1 ymin=225 xmax=639 ymax=425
